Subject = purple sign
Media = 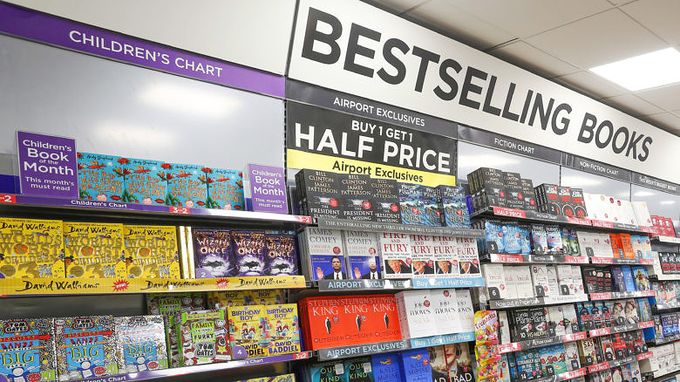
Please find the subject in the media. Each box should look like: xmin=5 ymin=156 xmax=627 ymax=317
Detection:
xmin=245 ymin=164 xmax=289 ymax=214
xmin=0 ymin=2 xmax=284 ymax=97
xmin=17 ymin=131 xmax=78 ymax=198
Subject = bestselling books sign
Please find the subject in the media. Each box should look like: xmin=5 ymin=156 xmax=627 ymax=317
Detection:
xmin=286 ymin=102 xmax=457 ymax=187
xmin=16 ymin=131 xmax=78 ymax=198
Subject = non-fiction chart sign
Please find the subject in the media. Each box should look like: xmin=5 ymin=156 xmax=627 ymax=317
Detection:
xmin=17 ymin=131 xmax=78 ymax=198
xmin=286 ymin=102 xmax=457 ymax=187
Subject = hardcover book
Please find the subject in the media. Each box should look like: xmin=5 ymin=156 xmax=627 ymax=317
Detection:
xmin=430 ymin=289 xmax=460 ymax=335
xmin=340 ymin=174 xmax=374 ymax=221
xmin=370 ymin=179 xmax=401 ymax=224
xmin=231 ymin=231 xmax=267 ymax=276
xmin=343 ymin=357 xmax=374 ymax=382
xmin=165 ymin=163 xmax=206 ymax=208
xmin=295 ymin=169 xmax=342 ymax=219
xmin=431 ymin=235 xmax=459 ymax=277
xmin=265 ymin=233 xmax=298 ymax=276
xmin=227 ymin=305 xmax=266 ymax=359
xmin=0 ymin=218 xmax=64 ymax=278
xmin=0 ymin=318 xmax=56 ymax=382
xmin=379 ymin=233 xmax=412 ymax=279
xmin=482 ymin=263 xmax=508 ymax=300
xmin=124 ymin=225 xmax=181 ymax=278
xmin=191 ymin=228 xmax=233 ymax=278
xmin=395 ymin=290 xmax=438 ymax=339
xmin=399 ymin=348 xmax=432 ymax=382
xmin=454 ymin=237 xmax=481 ymax=276
xmin=455 ymin=289 xmax=474 ymax=333
xmin=125 ymin=158 xmax=166 ymax=205
xmin=399 ymin=184 xmax=442 ymax=226
xmin=178 ymin=310 xmax=230 ymax=365
xmin=54 ymin=316 xmax=117 ymax=381
xmin=437 ymin=185 xmax=470 ymax=228
xmin=343 ymin=231 xmax=380 ymax=280
xmin=77 ymin=152 xmax=125 ymax=202
xmin=114 ymin=315 xmax=167 ymax=373
xmin=203 ymin=167 xmax=244 ymax=210
xmin=371 ymin=353 xmax=403 ymax=381
xmin=409 ymin=235 xmax=435 ymax=277
xmin=63 ymin=222 xmax=126 ymax=279
xmin=301 ymin=228 xmax=345 ymax=281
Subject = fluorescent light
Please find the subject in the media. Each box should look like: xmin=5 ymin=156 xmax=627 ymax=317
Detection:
xmin=633 ymin=190 xmax=656 ymax=197
xmin=660 ymin=200 xmax=677 ymax=205
xmin=139 ymin=82 xmax=240 ymax=118
xmin=590 ymin=48 xmax=680 ymax=91
xmin=560 ymin=175 xmax=602 ymax=187
xmin=95 ymin=120 xmax=178 ymax=149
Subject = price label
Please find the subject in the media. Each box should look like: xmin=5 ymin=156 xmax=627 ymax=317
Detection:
xmin=294 ymin=352 xmax=310 ymax=360
xmin=169 ymin=206 xmax=190 ymax=214
xmin=0 ymin=194 xmax=16 ymax=204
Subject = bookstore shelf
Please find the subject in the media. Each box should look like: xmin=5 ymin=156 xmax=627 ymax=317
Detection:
xmin=483 ymin=253 xmax=589 ymax=265
xmin=497 ymin=332 xmax=588 ymax=354
xmin=315 ymin=217 xmax=485 ymax=237
xmin=653 ymin=236 xmax=680 ymax=244
xmin=647 ymin=334 xmax=680 ymax=347
xmin=488 ymin=294 xmax=589 ymax=309
xmin=588 ymin=290 xmax=656 ymax=301
xmin=313 ymin=276 xmax=484 ymax=292
xmin=587 ymin=353 xmax=652 ymax=374
xmin=588 ymin=320 xmax=654 ymax=338
xmin=532 ymin=367 xmax=587 ymax=382
xmin=590 ymin=256 xmax=655 ymax=265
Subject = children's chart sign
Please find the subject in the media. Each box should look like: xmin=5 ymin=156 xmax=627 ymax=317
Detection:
xmin=17 ymin=131 xmax=78 ymax=198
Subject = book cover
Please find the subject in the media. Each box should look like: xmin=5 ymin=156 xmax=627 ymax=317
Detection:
xmin=296 ymin=169 xmax=342 ymax=219
xmin=370 ymin=179 xmax=401 ymax=224
xmin=438 ymin=185 xmax=470 ymax=228
xmin=399 ymin=348 xmax=432 ymax=382
xmin=243 ymin=164 xmax=288 ymax=214
xmin=531 ymin=264 xmax=550 ymax=297
xmin=343 ymin=357 xmax=374 ymax=382
xmin=454 ymin=237 xmax=480 ymax=276
xmin=303 ymin=228 xmax=345 ymax=281
xmin=265 ymin=233 xmax=298 ymax=276
xmin=430 ymin=289 xmax=459 ymax=335
xmin=343 ymin=231 xmax=380 ymax=280
xmin=444 ymin=343 xmax=474 ymax=382
xmin=263 ymin=304 xmax=300 ymax=357
xmin=545 ymin=225 xmax=564 ymax=255
xmin=455 ymin=290 xmax=474 ymax=333
xmin=307 ymin=361 xmax=345 ymax=382
xmin=125 ymin=158 xmax=166 ymax=205
xmin=396 ymin=290 xmax=437 ymax=339
xmin=124 ymin=225 xmax=180 ymax=278
xmin=0 ymin=218 xmax=64 ymax=279
xmin=371 ymin=353 xmax=403 ymax=381
xmin=624 ymin=299 xmax=639 ymax=324
xmin=379 ymin=233 xmax=412 ymax=279
xmin=77 ymin=152 xmax=125 ymax=202
xmin=631 ymin=266 xmax=650 ymax=291
xmin=409 ymin=235 xmax=435 ymax=277
xmin=482 ymin=264 xmax=508 ymax=300
xmin=531 ymin=225 xmax=549 ymax=255
xmin=178 ymin=310 xmax=230 ymax=365
xmin=621 ymin=266 xmax=636 ymax=292
xmin=0 ymin=318 xmax=56 ymax=382
xmin=191 ymin=228 xmax=233 ymax=278
xmin=166 ymin=163 xmax=206 ymax=208
xmin=431 ymin=235 xmax=459 ymax=277
xmin=63 ymin=222 xmax=126 ymax=279
xmin=231 ymin=231 xmax=267 ymax=276
xmin=227 ymin=304 xmax=266 ymax=359
xmin=340 ymin=174 xmax=374 ymax=221
xmin=428 ymin=346 xmax=448 ymax=382
xmin=114 ymin=315 xmax=167 ymax=373
xmin=54 ymin=316 xmax=117 ymax=381
xmin=399 ymin=183 xmax=423 ymax=226
xmin=203 ymin=167 xmax=244 ymax=210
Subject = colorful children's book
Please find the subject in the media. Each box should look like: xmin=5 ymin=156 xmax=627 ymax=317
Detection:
xmin=231 ymin=231 xmax=267 ymax=276
xmin=177 ymin=310 xmax=230 ymax=366
xmin=227 ymin=305 xmax=266 ymax=359
xmin=190 ymin=228 xmax=233 ymax=278
xmin=0 ymin=218 xmax=64 ymax=278
xmin=77 ymin=152 xmax=125 ymax=202
xmin=54 ymin=316 xmax=118 ymax=381
xmin=207 ymin=290 xmax=284 ymax=309
xmin=125 ymin=158 xmax=166 ymax=205
xmin=114 ymin=315 xmax=168 ymax=373
xmin=265 ymin=233 xmax=298 ymax=276
xmin=263 ymin=304 xmax=300 ymax=357
xmin=0 ymin=318 xmax=56 ymax=382
xmin=63 ymin=222 xmax=125 ymax=278
xmin=166 ymin=163 xmax=206 ymax=208
xmin=124 ymin=225 xmax=181 ymax=278
xmin=204 ymin=167 xmax=244 ymax=210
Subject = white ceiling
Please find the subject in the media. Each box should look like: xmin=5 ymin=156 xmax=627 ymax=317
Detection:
xmin=366 ymin=0 xmax=680 ymax=136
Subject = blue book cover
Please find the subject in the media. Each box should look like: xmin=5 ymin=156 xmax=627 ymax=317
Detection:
xmin=167 ymin=163 xmax=206 ymax=208
xmin=347 ymin=256 xmax=381 ymax=280
xmin=631 ymin=266 xmax=650 ymax=291
xmin=399 ymin=183 xmax=423 ymax=226
xmin=311 ymin=254 xmax=347 ymax=281
xmin=483 ymin=220 xmax=506 ymax=253
xmin=438 ymin=185 xmax=470 ymax=228
xmin=77 ymin=152 xmax=125 ymax=202
xmin=307 ymin=361 xmax=347 ymax=382
xmin=611 ymin=267 xmax=626 ymax=292
xmin=517 ymin=225 xmax=531 ymax=255
xmin=204 ymin=167 xmax=244 ymax=210
xmin=125 ymin=158 xmax=166 ymax=205
xmin=621 ymin=266 xmax=636 ymax=292
xmin=399 ymin=348 xmax=432 ymax=382
xmin=343 ymin=357 xmax=374 ymax=382
xmin=371 ymin=353 xmax=403 ymax=381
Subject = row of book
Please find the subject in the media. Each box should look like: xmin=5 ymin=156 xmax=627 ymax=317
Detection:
xmin=583 ymin=265 xmax=651 ymax=294
xmin=655 ymin=280 xmax=680 ymax=309
xmin=659 ymin=252 xmax=680 ymax=275
xmin=642 ymin=342 xmax=680 ymax=377
xmin=298 ymin=290 xmax=473 ymax=350
xmin=499 ymin=342 xmax=583 ymax=381
xmin=295 ymin=169 xmax=470 ymax=227
xmin=576 ymin=298 xmax=652 ymax=331
xmin=468 ymin=168 xmax=539 ymax=213
xmin=497 ymin=304 xmax=579 ymax=343
xmin=478 ymin=219 xmax=654 ymax=259
xmin=299 ymin=228 xmax=480 ymax=281
xmin=654 ymin=312 xmax=680 ymax=342
xmin=482 ymin=264 xmax=585 ymax=300
xmin=300 ymin=343 xmax=473 ymax=382
xmin=238 ymin=375 xmax=295 ymax=382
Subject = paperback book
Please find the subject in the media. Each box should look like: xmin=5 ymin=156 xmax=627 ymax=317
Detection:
xmin=0 ymin=318 xmax=56 ymax=382
xmin=371 ymin=353 xmax=403 ymax=381
xmin=177 ymin=310 xmax=230 ymax=365
xmin=232 ymin=231 xmax=267 ymax=276
xmin=114 ymin=315 xmax=168 ymax=373
xmin=191 ymin=228 xmax=232 ymax=278
xmin=77 ymin=152 xmax=125 ymax=202
xmin=125 ymin=158 xmax=166 ymax=205
xmin=343 ymin=356 xmax=374 ymax=382
xmin=399 ymin=348 xmax=432 ymax=382
xmin=54 ymin=316 xmax=118 ymax=381
xmin=265 ymin=233 xmax=298 ymax=276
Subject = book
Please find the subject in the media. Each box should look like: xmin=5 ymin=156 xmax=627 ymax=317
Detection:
xmin=77 ymin=152 xmax=125 ymax=202
xmin=295 ymin=169 xmax=342 ymax=219
xmin=430 ymin=289 xmax=460 ymax=335
xmin=232 ymin=231 xmax=267 ymax=276
xmin=265 ymin=233 xmax=298 ymax=276
xmin=125 ymin=158 xmax=166 ymax=205
xmin=227 ymin=305 xmax=266 ymax=359
xmin=243 ymin=164 xmax=287 ymax=214
xmin=370 ymin=179 xmax=401 ymax=224
xmin=437 ymin=185 xmax=470 ymax=228
xmin=340 ymin=174 xmax=374 ymax=221
xmin=454 ymin=237 xmax=481 ymax=276
xmin=631 ymin=266 xmax=650 ymax=291
xmin=124 ymin=225 xmax=181 ymax=278
xmin=114 ymin=315 xmax=167 ymax=373
xmin=204 ymin=167 xmax=244 ymax=210
xmin=399 ymin=184 xmax=442 ymax=226
xmin=530 ymin=264 xmax=550 ymax=297
xmin=63 ymin=222 xmax=126 ymax=279
xmin=621 ymin=265 xmax=636 ymax=292
xmin=0 ymin=218 xmax=64 ymax=278
xmin=455 ymin=289 xmax=474 ymax=333
xmin=343 ymin=231 xmax=380 ymax=280
xmin=399 ymin=348 xmax=432 ymax=382
xmin=431 ymin=235 xmax=459 ymax=277
xmin=166 ymin=163 xmax=206 ymax=208
xmin=371 ymin=353 xmax=403 ymax=381
xmin=428 ymin=346 xmax=448 ymax=382
xmin=54 ymin=316 xmax=117 ymax=381
xmin=395 ymin=290 xmax=438 ymax=339
xmin=379 ymin=233 xmax=412 ymax=279
xmin=306 ymin=361 xmax=345 ymax=382
xmin=531 ymin=224 xmax=549 ymax=255
xmin=343 ymin=357 xmax=374 ymax=382
xmin=482 ymin=264 xmax=508 ymax=300
xmin=207 ymin=290 xmax=284 ymax=309
xmin=0 ymin=318 xmax=56 ymax=382
xmin=445 ymin=343 xmax=474 ymax=382
xmin=178 ymin=310 xmax=230 ymax=365
xmin=190 ymin=228 xmax=233 ymax=278
xmin=300 ymin=228 xmax=345 ymax=281
xmin=409 ymin=235 xmax=435 ymax=277
xmin=263 ymin=304 xmax=300 ymax=357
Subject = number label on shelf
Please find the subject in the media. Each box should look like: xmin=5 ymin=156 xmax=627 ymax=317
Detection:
xmin=0 ymin=194 xmax=16 ymax=204
xmin=169 ymin=206 xmax=190 ymax=214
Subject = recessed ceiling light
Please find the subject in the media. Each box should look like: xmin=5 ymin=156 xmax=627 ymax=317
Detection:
xmin=590 ymin=48 xmax=680 ymax=91
xmin=660 ymin=200 xmax=677 ymax=205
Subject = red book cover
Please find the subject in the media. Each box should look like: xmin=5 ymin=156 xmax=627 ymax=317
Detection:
xmin=609 ymin=234 xmax=623 ymax=259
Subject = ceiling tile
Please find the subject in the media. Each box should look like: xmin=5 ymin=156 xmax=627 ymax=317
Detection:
xmin=526 ymin=9 xmax=667 ymax=68
xmin=365 ymin=0 xmax=428 ymax=13
xmin=601 ymin=94 xmax=665 ymax=116
xmin=622 ymin=0 xmax=680 ymax=45
xmin=405 ymin=0 xmax=516 ymax=50
xmin=608 ymin=0 xmax=638 ymax=5
xmin=447 ymin=0 xmax=611 ymax=38
xmin=647 ymin=112 xmax=680 ymax=133
xmin=637 ymin=84 xmax=680 ymax=111
xmin=489 ymin=41 xmax=579 ymax=77
xmin=553 ymin=71 xmax=629 ymax=98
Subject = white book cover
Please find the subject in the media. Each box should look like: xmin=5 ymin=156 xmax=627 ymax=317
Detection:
xmin=431 ymin=235 xmax=459 ymax=277
xmin=396 ymin=290 xmax=438 ymax=338
xmin=455 ymin=289 xmax=474 ymax=332
xmin=547 ymin=306 xmax=565 ymax=336
xmin=430 ymin=289 xmax=460 ymax=335
xmin=409 ymin=234 xmax=435 ymax=278
xmin=619 ymin=200 xmax=638 ymax=225
xmin=584 ymin=193 xmax=602 ymax=220
xmin=379 ymin=233 xmax=413 ymax=279
xmin=453 ymin=236 xmax=481 ymax=277
xmin=503 ymin=265 xmax=519 ymax=299
xmin=512 ymin=266 xmax=534 ymax=298
xmin=546 ymin=265 xmax=560 ymax=298
xmin=343 ymin=231 xmax=379 ymax=256
xmin=306 ymin=228 xmax=344 ymax=255
xmin=576 ymin=231 xmax=596 ymax=257
xmin=556 ymin=265 xmax=573 ymax=295
xmin=498 ymin=310 xmax=511 ymax=344
xmin=482 ymin=263 xmax=508 ymax=300
xmin=632 ymin=201 xmax=653 ymax=227
xmin=571 ymin=265 xmax=584 ymax=295
xmin=595 ymin=233 xmax=614 ymax=258
xmin=530 ymin=264 xmax=550 ymax=297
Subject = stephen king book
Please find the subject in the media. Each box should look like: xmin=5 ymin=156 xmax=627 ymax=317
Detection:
xmin=370 ymin=179 xmax=401 ymax=223
xmin=125 ymin=158 xmax=166 ymax=206
xmin=178 ymin=310 xmax=230 ymax=365
xmin=379 ymin=233 xmax=413 ymax=279
xmin=54 ymin=316 xmax=117 ymax=381
xmin=114 ymin=315 xmax=167 ymax=373
xmin=343 ymin=231 xmax=380 ymax=280
xmin=265 ymin=233 xmax=298 ymax=276
xmin=63 ymin=222 xmax=126 ymax=279
xmin=124 ymin=225 xmax=181 ymax=279
xmin=166 ymin=163 xmax=206 ymax=209
xmin=0 ymin=318 xmax=56 ymax=382
xmin=340 ymin=174 xmax=374 ymax=221
xmin=190 ymin=228 xmax=233 ymax=278
xmin=438 ymin=185 xmax=470 ymax=228
xmin=77 ymin=152 xmax=125 ymax=202
xmin=231 ymin=231 xmax=267 ymax=276
xmin=0 ymin=217 xmax=64 ymax=278
xmin=295 ymin=169 xmax=342 ymax=219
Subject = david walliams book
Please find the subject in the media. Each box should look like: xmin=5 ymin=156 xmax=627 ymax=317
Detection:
xmin=0 ymin=217 xmax=64 ymax=278
xmin=114 ymin=315 xmax=168 ymax=373
xmin=165 ymin=163 xmax=205 ymax=208
xmin=63 ymin=222 xmax=126 ymax=279
xmin=124 ymin=225 xmax=180 ymax=278
xmin=0 ymin=318 xmax=56 ymax=382
xmin=54 ymin=316 xmax=117 ymax=381
xmin=177 ymin=310 xmax=231 ymax=365
xmin=343 ymin=231 xmax=381 ymax=280
xmin=265 ymin=233 xmax=298 ymax=276
xmin=77 ymin=152 xmax=124 ymax=202
xmin=125 ymin=158 xmax=166 ymax=205
xmin=232 ymin=231 xmax=267 ymax=276
xmin=191 ymin=228 xmax=233 ymax=278
xmin=301 ymin=228 xmax=345 ymax=281
xmin=202 ymin=167 xmax=244 ymax=210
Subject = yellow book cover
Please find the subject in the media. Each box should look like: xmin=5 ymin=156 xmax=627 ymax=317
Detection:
xmin=0 ymin=218 xmax=64 ymax=278
xmin=264 ymin=304 xmax=300 ymax=357
xmin=124 ymin=225 xmax=180 ymax=278
xmin=63 ymin=222 xmax=126 ymax=278
xmin=227 ymin=304 xmax=266 ymax=358
xmin=208 ymin=290 xmax=285 ymax=309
